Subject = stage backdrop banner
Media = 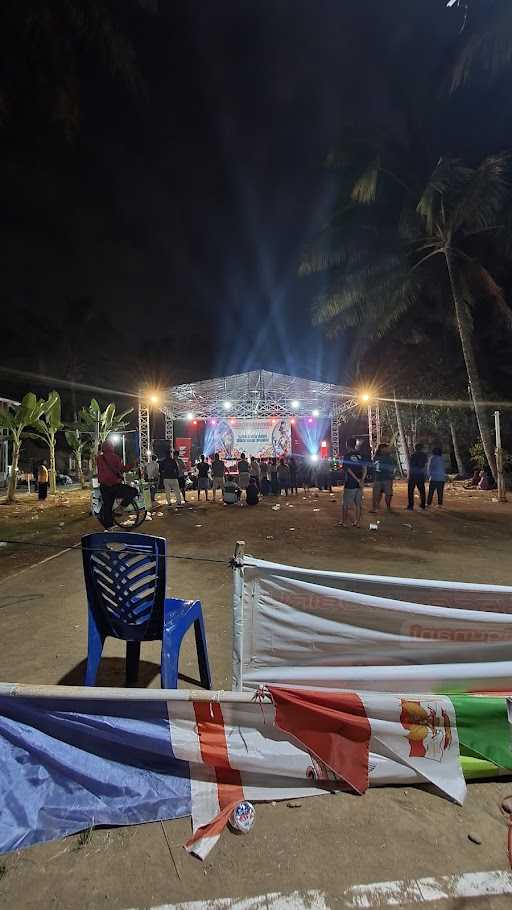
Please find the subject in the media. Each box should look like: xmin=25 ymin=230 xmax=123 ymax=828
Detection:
xmin=232 ymin=556 xmax=512 ymax=692
xmin=214 ymin=418 xmax=291 ymax=460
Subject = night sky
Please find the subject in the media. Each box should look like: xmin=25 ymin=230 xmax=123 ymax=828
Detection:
xmin=2 ymin=1 xmax=511 ymax=399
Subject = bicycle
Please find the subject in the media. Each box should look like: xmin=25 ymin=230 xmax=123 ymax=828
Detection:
xmin=91 ymin=481 xmax=148 ymax=530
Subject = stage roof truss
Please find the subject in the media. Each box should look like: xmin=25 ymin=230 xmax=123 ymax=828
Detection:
xmin=159 ymin=370 xmax=358 ymax=421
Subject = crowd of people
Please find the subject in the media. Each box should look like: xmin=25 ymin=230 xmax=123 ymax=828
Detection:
xmin=145 ymin=450 xmax=307 ymax=506
xmin=141 ymin=440 xmax=451 ymax=525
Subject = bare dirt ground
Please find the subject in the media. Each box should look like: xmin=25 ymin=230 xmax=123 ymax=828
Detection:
xmin=1 ymin=481 xmax=512 ymax=909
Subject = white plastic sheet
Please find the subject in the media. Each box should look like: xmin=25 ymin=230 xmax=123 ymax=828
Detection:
xmin=233 ymin=557 xmax=512 ymax=691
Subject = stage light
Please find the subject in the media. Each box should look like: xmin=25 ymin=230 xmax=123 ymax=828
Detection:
xmin=360 ymin=392 xmax=370 ymax=403
xmin=272 ymin=418 xmax=276 ymax=424
xmin=230 ymin=419 xmax=235 ymax=425
xmin=310 ymin=453 xmax=319 ymax=462
xmin=186 ymin=412 xmax=194 ymax=420
xmin=312 ymin=409 xmax=319 ymax=417
xmin=146 ymin=449 xmax=152 ymax=457
xmin=210 ymin=418 xmax=217 ymax=425
xmin=149 ymin=393 xmax=160 ymax=405
xmin=193 ymin=420 xmax=197 ymax=426
xmin=223 ymin=400 xmax=232 ymax=410
xmin=110 ymin=433 xmax=121 ymax=443
xmin=291 ymin=418 xmax=295 ymax=425
xmin=321 ymin=440 xmax=327 ymax=448
xmin=291 ymin=399 xmax=300 ymax=409
xmin=308 ymin=417 xmax=313 ymax=424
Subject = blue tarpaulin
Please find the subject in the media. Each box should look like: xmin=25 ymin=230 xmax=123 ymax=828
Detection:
xmin=0 ymin=696 xmax=191 ymax=854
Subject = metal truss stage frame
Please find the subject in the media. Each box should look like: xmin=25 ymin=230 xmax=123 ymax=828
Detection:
xmin=141 ymin=370 xmax=370 ymax=458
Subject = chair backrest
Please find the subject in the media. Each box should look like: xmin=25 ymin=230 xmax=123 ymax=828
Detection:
xmin=81 ymin=532 xmax=167 ymax=641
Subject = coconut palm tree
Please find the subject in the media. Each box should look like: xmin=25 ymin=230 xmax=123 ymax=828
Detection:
xmin=304 ymin=153 xmax=512 ymax=478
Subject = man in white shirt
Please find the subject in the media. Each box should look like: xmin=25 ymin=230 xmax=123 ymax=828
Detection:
xmin=145 ymin=454 xmax=160 ymax=502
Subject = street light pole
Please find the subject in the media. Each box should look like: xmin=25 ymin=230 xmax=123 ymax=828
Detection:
xmin=494 ymin=410 xmax=507 ymax=503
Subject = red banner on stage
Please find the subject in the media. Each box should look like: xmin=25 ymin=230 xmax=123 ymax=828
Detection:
xmin=175 ymin=437 xmax=192 ymax=466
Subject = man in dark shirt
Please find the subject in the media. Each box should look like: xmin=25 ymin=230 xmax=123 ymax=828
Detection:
xmin=246 ymin=477 xmax=259 ymax=506
xmin=160 ymin=451 xmax=183 ymax=506
xmin=407 ymin=443 xmax=428 ymax=510
xmin=341 ymin=440 xmax=367 ymax=527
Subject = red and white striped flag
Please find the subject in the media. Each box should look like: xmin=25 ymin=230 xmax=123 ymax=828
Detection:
xmin=167 ymin=688 xmax=465 ymax=858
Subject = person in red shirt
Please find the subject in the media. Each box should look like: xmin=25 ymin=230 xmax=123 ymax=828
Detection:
xmin=96 ymin=441 xmax=137 ymax=529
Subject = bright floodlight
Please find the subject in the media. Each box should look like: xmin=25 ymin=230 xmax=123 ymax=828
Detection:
xmin=360 ymin=392 xmax=370 ymax=403
xmin=110 ymin=433 xmax=121 ymax=443
xmin=149 ymin=392 xmax=160 ymax=404
xmin=186 ymin=412 xmax=194 ymax=420
xmin=312 ymin=409 xmax=319 ymax=417
xmin=291 ymin=399 xmax=300 ymax=409
xmin=146 ymin=449 xmax=152 ymax=457
xmin=311 ymin=453 xmax=319 ymax=462
xmin=223 ymin=400 xmax=232 ymax=410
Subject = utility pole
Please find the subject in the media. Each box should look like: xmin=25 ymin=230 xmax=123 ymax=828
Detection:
xmin=494 ymin=411 xmax=507 ymax=503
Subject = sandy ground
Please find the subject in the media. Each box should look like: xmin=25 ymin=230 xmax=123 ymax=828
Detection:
xmin=0 ymin=481 xmax=512 ymax=909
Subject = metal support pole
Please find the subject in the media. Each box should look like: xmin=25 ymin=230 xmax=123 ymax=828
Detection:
xmin=330 ymin=416 xmax=340 ymax=459
xmin=164 ymin=411 xmax=174 ymax=452
xmin=494 ymin=410 xmax=507 ymax=503
xmin=138 ymin=400 xmax=151 ymax=464
xmin=367 ymin=403 xmax=382 ymax=457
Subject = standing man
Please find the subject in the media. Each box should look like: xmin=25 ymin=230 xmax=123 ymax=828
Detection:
xmin=237 ymin=452 xmax=250 ymax=495
xmin=370 ymin=443 xmax=396 ymax=513
xmin=145 ymin=454 xmax=160 ymax=503
xmin=160 ymin=449 xmax=183 ymax=507
xmin=427 ymin=446 xmax=446 ymax=508
xmin=211 ymin=452 xmax=226 ymax=501
xmin=196 ymin=454 xmax=210 ymax=502
xmin=97 ymin=441 xmax=137 ymax=527
xmin=407 ymin=443 xmax=428 ymax=510
xmin=341 ymin=439 xmax=367 ymax=527
xmin=37 ymin=460 xmax=49 ymax=501
xmin=175 ymin=449 xmax=187 ymax=503
xmin=277 ymin=457 xmax=290 ymax=496
xmin=289 ymin=456 xmax=298 ymax=494
xmin=250 ymin=456 xmax=261 ymax=490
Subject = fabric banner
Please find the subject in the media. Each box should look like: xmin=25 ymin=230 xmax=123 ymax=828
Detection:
xmin=233 ymin=558 xmax=512 ymax=691
xmin=0 ymin=690 xmax=510 ymax=859
xmin=175 ymin=437 xmax=192 ymax=466
xmin=213 ymin=418 xmax=291 ymax=460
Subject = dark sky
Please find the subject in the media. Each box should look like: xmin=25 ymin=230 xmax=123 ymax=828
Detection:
xmin=2 ymin=0 xmax=511 ymax=395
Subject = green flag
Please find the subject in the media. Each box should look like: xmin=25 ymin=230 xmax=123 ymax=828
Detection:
xmin=450 ymin=695 xmax=512 ymax=770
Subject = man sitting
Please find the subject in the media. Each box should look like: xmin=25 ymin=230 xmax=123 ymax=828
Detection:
xmin=223 ymin=475 xmax=241 ymax=505
xmin=97 ymin=441 xmax=137 ymax=529
xmin=246 ymin=477 xmax=259 ymax=506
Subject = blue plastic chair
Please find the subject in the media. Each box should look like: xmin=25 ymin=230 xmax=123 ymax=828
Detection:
xmin=81 ymin=532 xmax=211 ymax=689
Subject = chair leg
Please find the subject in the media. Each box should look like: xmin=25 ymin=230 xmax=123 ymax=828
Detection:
xmin=85 ymin=613 xmax=105 ymax=686
xmin=194 ymin=616 xmax=212 ymax=690
xmin=160 ymin=639 xmax=179 ymax=689
xmin=126 ymin=641 xmax=141 ymax=686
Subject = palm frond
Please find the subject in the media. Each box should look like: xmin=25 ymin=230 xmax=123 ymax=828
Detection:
xmin=449 ymin=153 xmax=511 ymax=235
xmin=416 ymin=158 xmax=471 ymax=234
xmin=312 ymin=253 xmax=417 ymax=334
xmin=475 ymin=264 xmax=512 ymax=329
xmin=450 ymin=5 xmax=512 ymax=92
xmin=299 ymin=216 xmax=355 ymax=276
xmin=351 ymin=157 xmax=381 ymax=205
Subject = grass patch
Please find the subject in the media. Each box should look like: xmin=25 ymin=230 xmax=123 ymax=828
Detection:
xmin=72 ymin=825 xmax=94 ymax=851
